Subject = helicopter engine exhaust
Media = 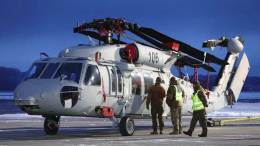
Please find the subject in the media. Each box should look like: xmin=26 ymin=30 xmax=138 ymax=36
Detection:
xmin=119 ymin=43 xmax=174 ymax=69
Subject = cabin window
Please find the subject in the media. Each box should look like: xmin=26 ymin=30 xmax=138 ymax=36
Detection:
xmin=26 ymin=63 xmax=47 ymax=79
xmin=144 ymin=73 xmax=154 ymax=94
xmin=131 ymin=72 xmax=141 ymax=95
xmin=41 ymin=63 xmax=60 ymax=79
xmin=54 ymin=63 xmax=82 ymax=83
xmin=84 ymin=65 xmax=101 ymax=86
xmin=117 ymin=68 xmax=123 ymax=93
xmin=110 ymin=68 xmax=117 ymax=92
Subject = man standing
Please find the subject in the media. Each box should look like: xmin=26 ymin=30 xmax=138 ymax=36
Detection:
xmin=166 ymin=77 xmax=184 ymax=135
xmin=146 ymin=77 xmax=166 ymax=134
xmin=183 ymin=81 xmax=208 ymax=137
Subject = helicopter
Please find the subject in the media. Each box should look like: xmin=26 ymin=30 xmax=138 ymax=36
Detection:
xmin=14 ymin=18 xmax=250 ymax=136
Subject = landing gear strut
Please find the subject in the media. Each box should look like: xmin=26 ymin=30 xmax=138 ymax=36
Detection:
xmin=44 ymin=116 xmax=60 ymax=135
xmin=119 ymin=116 xmax=135 ymax=136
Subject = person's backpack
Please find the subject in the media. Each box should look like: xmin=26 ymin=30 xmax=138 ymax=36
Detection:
xmin=166 ymin=86 xmax=174 ymax=107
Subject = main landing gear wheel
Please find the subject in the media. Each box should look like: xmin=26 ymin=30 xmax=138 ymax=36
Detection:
xmin=119 ymin=116 xmax=135 ymax=136
xmin=44 ymin=116 xmax=60 ymax=135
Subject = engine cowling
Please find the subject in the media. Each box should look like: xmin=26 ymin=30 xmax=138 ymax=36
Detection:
xmin=119 ymin=43 xmax=173 ymax=68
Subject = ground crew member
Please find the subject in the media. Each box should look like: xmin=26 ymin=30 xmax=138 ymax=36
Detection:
xmin=183 ymin=81 xmax=208 ymax=137
xmin=166 ymin=76 xmax=184 ymax=135
xmin=146 ymin=77 xmax=166 ymax=134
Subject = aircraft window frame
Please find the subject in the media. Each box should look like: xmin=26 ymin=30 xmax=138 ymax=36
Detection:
xmin=110 ymin=68 xmax=117 ymax=92
xmin=40 ymin=63 xmax=60 ymax=79
xmin=116 ymin=68 xmax=123 ymax=93
xmin=54 ymin=63 xmax=83 ymax=83
xmin=25 ymin=62 xmax=47 ymax=79
xmin=84 ymin=65 xmax=101 ymax=86
xmin=144 ymin=72 xmax=154 ymax=94
xmin=131 ymin=72 xmax=141 ymax=95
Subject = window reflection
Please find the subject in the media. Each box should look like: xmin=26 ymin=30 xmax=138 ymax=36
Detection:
xmin=25 ymin=63 xmax=47 ymax=79
xmin=131 ymin=72 xmax=141 ymax=95
xmin=41 ymin=63 xmax=60 ymax=79
xmin=144 ymin=73 xmax=154 ymax=94
xmin=84 ymin=65 xmax=101 ymax=86
xmin=117 ymin=69 xmax=123 ymax=93
xmin=54 ymin=63 xmax=82 ymax=83
xmin=110 ymin=68 xmax=116 ymax=92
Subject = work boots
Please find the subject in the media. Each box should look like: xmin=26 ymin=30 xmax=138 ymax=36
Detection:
xmin=199 ymin=128 xmax=207 ymax=137
xmin=183 ymin=131 xmax=192 ymax=136
xmin=169 ymin=131 xmax=178 ymax=135
xmin=198 ymin=133 xmax=207 ymax=137
xmin=150 ymin=131 xmax=158 ymax=135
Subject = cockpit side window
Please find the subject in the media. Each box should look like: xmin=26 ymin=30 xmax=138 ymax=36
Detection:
xmin=84 ymin=65 xmax=101 ymax=86
xmin=41 ymin=63 xmax=60 ymax=79
xmin=26 ymin=63 xmax=47 ymax=79
xmin=54 ymin=63 xmax=82 ymax=83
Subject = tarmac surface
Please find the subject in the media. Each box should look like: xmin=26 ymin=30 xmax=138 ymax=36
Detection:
xmin=0 ymin=116 xmax=260 ymax=146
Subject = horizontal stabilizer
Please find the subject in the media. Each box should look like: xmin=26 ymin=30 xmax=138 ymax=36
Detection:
xmin=229 ymin=53 xmax=250 ymax=101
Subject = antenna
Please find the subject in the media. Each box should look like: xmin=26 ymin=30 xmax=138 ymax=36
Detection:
xmin=40 ymin=52 xmax=49 ymax=59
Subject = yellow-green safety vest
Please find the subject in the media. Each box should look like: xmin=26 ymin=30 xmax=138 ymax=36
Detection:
xmin=174 ymin=85 xmax=183 ymax=102
xmin=192 ymin=90 xmax=205 ymax=111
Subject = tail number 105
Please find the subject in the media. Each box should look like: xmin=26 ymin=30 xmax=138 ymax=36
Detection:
xmin=148 ymin=52 xmax=159 ymax=64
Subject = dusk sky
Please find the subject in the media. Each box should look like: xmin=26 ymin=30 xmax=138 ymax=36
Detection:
xmin=1 ymin=0 xmax=260 ymax=76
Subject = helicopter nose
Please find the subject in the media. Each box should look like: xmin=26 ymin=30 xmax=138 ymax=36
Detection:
xmin=14 ymin=79 xmax=61 ymax=113
xmin=14 ymin=92 xmax=40 ymax=113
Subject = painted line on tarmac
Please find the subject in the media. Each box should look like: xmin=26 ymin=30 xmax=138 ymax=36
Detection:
xmin=88 ymin=137 xmax=206 ymax=144
xmin=222 ymin=116 xmax=260 ymax=124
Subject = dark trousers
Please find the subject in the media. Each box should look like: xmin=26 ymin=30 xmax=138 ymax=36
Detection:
xmin=151 ymin=105 xmax=164 ymax=132
xmin=170 ymin=107 xmax=182 ymax=133
xmin=187 ymin=109 xmax=207 ymax=135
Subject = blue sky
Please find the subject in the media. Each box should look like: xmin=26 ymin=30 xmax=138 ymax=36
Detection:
xmin=1 ymin=0 xmax=260 ymax=76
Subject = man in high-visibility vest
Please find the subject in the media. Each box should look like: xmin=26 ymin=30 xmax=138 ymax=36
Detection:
xmin=166 ymin=77 xmax=185 ymax=135
xmin=183 ymin=81 xmax=208 ymax=137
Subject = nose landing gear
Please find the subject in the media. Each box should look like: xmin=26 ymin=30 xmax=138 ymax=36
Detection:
xmin=44 ymin=116 xmax=60 ymax=135
xmin=119 ymin=116 xmax=135 ymax=136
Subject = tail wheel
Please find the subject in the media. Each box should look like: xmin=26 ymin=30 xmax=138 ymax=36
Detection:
xmin=44 ymin=116 xmax=60 ymax=135
xmin=119 ymin=116 xmax=135 ymax=136
xmin=207 ymin=118 xmax=214 ymax=127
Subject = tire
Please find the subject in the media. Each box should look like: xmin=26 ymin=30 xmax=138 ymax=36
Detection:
xmin=44 ymin=116 xmax=60 ymax=135
xmin=119 ymin=116 xmax=135 ymax=136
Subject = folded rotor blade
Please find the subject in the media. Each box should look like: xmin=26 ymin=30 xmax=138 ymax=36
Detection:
xmin=128 ymin=29 xmax=166 ymax=50
xmin=176 ymin=56 xmax=216 ymax=72
xmin=139 ymin=27 xmax=228 ymax=65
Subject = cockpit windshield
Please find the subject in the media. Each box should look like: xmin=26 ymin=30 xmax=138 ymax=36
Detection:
xmin=41 ymin=63 xmax=60 ymax=79
xmin=25 ymin=63 xmax=47 ymax=79
xmin=54 ymin=63 xmax=82 ymax=83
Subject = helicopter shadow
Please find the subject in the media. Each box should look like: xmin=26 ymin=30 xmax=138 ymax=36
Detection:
xmin=0 ymin=125 xmax=154 ymax=141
